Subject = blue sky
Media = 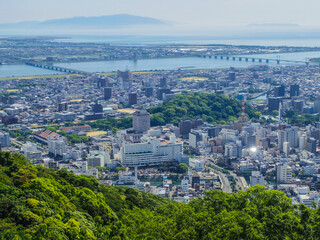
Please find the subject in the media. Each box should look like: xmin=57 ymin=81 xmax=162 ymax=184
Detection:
xmin=0 ymin=0 xmax=319 ymax=28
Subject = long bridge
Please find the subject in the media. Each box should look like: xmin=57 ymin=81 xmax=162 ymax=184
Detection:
xmin=25 ymin=62 xmax=92 ymax=75
xmin=201 ymin=55 xmax=310 ymax=65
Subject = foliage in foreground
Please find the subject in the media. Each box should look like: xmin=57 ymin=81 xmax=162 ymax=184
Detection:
xmin=1 ymin=151 xmax=320 ymax=239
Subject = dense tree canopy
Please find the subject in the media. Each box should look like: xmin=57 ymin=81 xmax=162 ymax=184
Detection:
xmin=87 ymin=117 xmax=132 ymax=132
xmin=1 ymin=151 xmax=319 ymax=239
xmin=283 ymin=111 xmax=320 ymax=126
xmin=148 ymin=93 xmax=260 ymax=126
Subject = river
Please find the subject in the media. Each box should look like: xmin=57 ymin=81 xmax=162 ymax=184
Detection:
xmin=1 ymin=51 xmax=320 ymax=77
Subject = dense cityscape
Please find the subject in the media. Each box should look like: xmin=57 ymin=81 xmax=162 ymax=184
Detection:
xmin=2 ymin=49 xmax=320 ymax=207
xmin=3 ymin=0 xmax=320 ymax=238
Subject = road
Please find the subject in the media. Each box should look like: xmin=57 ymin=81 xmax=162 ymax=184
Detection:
xmin=205 ymin=159 xmax=232 ymax=193
xmin=11 ymin=138 xmax=23 ymax=147
xmin=217 ymin=171 xmax=232 ymax=193
xmin=206 ymin=158 xmax=249 ymax=193
xmin=230 ymin=172 xmax=249 ymax=191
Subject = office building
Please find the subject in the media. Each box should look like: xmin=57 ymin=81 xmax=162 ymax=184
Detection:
xmin=274 ymin=85 xmax=285 ymax=97
xmin=132 ymin=110 xmax=150 ymax=133
xmin=179 ymin=119 xmax=192 ymax=138
xmin=306 ymin=138 xmax=317 ymax=154
xmin=58 ymin=102 xmax=68 ymax=112
xmin=290 ymin=84 xmax=300 ymax=97
xmin=208 ymin=127 xmax=221 ymax=138
xmin=128 ymin=93 xmax=138 ymax=105
xmin=292 ymin=100 xmax=304 ymax=114
xmin=268 ymin=97 xmax=281 ymax=112
xmin=104 ymin=87 xmax=112 ymax=100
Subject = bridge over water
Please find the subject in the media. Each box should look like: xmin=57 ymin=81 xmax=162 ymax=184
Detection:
xmin=25 ymin=62 xmax=92 ymax=75
xmin=201 ymin=55 xmax=310 ymax=65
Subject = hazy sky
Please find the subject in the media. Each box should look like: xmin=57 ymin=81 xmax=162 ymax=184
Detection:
xmin=1 ymin=0 xmax=320 ymax=27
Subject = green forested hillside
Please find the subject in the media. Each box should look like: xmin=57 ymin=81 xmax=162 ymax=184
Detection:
xmin=148 ymin=93 xmax=260 ymax=126
xmin=0 ymin=151 xmax=319 ymax=239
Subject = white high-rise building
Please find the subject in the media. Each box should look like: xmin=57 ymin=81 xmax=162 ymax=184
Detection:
xmin=287 ymin=127 xmax=299 ymax=148
xmin=225 ymin=143 xmax=242 ymax=158
xmin=299 ymin=135 xmax=306 ymax=150
xmin=256 ymin=127 xmax=267 ymax=140
xmin=283 ymin=142 xmax=290 ymax=156
xmin=278 ymin=130 xmax=286 ymax=150
xmin=278 ymin=126 xmax=298 ymax=150
xmin=189 ymin=131 xmax=198 ymax=149
xmin=48 ymin=136 xmax=66 ymax=157
xmin=276 ymin=162 xmax=292 ymax=184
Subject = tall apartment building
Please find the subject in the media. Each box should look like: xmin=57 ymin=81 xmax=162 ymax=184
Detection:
xmin=278 ymin=126 xmax=298 ymax=150
xmin=48 ymin=136 xmax=66 ymax=158
xmin=276 ymin=162 xmax=292 ymax=184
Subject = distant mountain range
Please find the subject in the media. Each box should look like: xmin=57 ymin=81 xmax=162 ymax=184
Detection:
xmin=0 ymin=14 xmax=167 ymax=30
xmin=248 ymin=23 xmax=300 ymax=28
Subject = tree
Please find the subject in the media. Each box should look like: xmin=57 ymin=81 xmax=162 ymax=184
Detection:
xmin=271 ymin=110 xmax=279 ymax=117
xmin=178 ymin=163 xmax=188 ymax=174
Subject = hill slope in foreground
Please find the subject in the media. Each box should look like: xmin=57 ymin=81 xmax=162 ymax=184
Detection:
xmin=0 ymin=151 xmax=319 ymax=239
